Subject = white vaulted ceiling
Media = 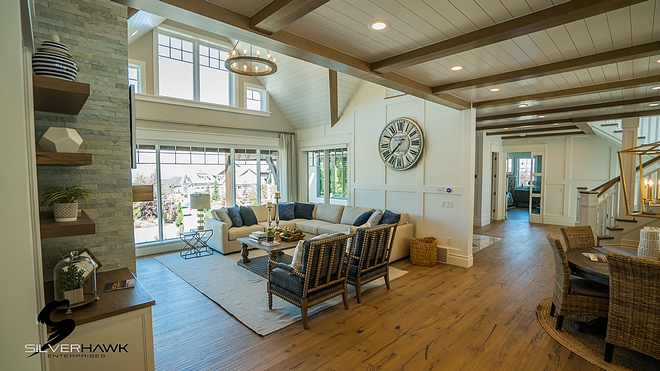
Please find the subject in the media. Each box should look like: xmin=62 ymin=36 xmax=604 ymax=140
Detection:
xmin=118 ymin=0 xmax=660 ymax=137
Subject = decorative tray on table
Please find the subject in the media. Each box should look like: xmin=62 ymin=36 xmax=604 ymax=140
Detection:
xmin=280 ymin=234 xmax=305 ymax=242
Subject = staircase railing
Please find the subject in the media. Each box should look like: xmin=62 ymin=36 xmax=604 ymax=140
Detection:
xmin=578 ymin=155 xmax=660 ymax=237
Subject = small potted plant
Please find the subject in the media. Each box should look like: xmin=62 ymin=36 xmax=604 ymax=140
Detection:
xmin=58 ymin=263 xmax=86 ymax=304
xmin=266 ymin=229 xmax=275 ymax=242
xmin=41 ymin=184 xmax=93 ymax=222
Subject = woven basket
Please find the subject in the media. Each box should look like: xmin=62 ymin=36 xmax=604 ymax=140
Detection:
xmin=410 ymin=237 xmax=437 ymax=267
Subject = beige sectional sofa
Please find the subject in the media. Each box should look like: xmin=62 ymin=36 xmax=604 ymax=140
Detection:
xmin=204 ymin=203 xmax=413 ymax=261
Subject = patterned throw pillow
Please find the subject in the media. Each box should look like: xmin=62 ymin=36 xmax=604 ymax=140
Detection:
xmin=239 ymin=206 xmax=258 ymax=226
xmin=367 ymin=209 xmax=383 ymax=225
xmin=226 ymin=204 xmax=243 ymax=227
xmin=278 ymin=203 xmax=296 ymax=220
xmin=290 ymin=233 xmax=328 ymax=272
xmin=211 ymin=208 xmax=233 ymax=228
xmin=379 ymin=210 xmax=401 ymax=225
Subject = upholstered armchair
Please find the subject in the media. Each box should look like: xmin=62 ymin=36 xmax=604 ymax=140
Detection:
xmin=604 ymin=253 xmax=660 ymax=363
xmin=267 ymin=233 xmax=352 ymax=329
xmin=346 ymin=223 xmax=397 ymax=303
xmin=546 ymin=233 xmax=609 ymax=331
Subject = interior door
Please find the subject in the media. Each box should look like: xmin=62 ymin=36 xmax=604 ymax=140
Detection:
xmin=491 ymin=152 xmax=498 ymax=221
xmin=529 ymin=152 xmax=544 ymax=223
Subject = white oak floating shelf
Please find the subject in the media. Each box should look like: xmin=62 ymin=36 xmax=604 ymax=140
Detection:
xmin=36 ymin=152 xmax=92 ymax=166
xmin=32 ymin=74 xmax=90 ymax=115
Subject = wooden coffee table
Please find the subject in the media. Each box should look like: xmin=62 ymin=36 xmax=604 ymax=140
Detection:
xmin=236 ymin=237 xmax=300 ymax=278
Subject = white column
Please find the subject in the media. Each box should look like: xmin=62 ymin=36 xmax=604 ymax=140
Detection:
xmin=576 ymin=186 xmax=588 ymax=225
xmin=619 ymin=118 xmax=639 ymax=218
xmin=579 ymin=190 xmax=599 ymax=232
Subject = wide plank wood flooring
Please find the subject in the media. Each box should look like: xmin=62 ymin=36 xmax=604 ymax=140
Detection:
xmin=136 ymin=209 xmax=601 ymax=370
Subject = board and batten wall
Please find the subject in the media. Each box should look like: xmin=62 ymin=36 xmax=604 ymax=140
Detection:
xmin=298 ymin=82 xmax=477 ymax=268
xmin=502 ymin=135 xmax=619 ymax=226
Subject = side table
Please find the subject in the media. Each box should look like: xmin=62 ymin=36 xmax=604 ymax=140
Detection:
xmin=180 ymin=229 xmax=214 ymax=259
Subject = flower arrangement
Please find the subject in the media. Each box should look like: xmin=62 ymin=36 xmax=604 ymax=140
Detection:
xmin=280 ymin=227 xmax=305 ymax=241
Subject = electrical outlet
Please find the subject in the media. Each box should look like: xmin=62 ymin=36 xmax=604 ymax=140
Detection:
xmin=441 ymin=201 xmax=446 ymax=207
xmin=447 ymin=201 xmax=453 ymax=208
xmin=437 ymin=187 xmax=445 ymax=193
xmin=447 ymin=237 xmax=452 ymax=246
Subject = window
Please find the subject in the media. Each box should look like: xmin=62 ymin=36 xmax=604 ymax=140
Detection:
xmin=385 ymin=88 xmax=405 ymax=98
xmin=518 ymin=158 xmax=532 ymax=188
xmin=157 ymin=30 xmax=234 ymax=105
xmin=132 ymin=145 xmax=279 ymax=244
xmin=128 ymin=63 xmax=142 ymax=93
xmin=246 ymin=86 xmax=267 ymax=111
xmin=506 ymin=158 xmax=513 ymax=174
xmin=306 ymin=148 xmax=348 ymax=205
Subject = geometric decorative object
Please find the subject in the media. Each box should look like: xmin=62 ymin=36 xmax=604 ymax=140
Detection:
xmin=618 ymin=141 xmax=660 ymax=217
xmin=225 ymin=41 xmax=277 ymax=76
xmin=638 ymin=226 xmax=660 ymax=260
xmin=190 ymin=193 xmax=210 ymax=230
xmin=39 ymin=127 xmax=83 ymax=153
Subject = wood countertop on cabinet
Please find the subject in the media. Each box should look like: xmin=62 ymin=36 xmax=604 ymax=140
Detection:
xmin=45 ymin=268 xmax=155 ymax=326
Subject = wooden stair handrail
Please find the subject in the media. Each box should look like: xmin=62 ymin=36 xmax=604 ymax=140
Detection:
xmin=591 ymin=155 xmax=660 ymax=196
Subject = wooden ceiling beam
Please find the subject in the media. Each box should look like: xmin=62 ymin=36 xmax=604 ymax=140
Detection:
xmin=251 ymin=0 xmax=330 ymax=35
xmin=371 ymin=0 xmax=644 ymax=74
xmin=501 ymin=131 xmax=585 ymax=140
xmin=127 ymin=6 xmax=139 ymax=19
xmin=329 ymin=70 xmax=338 ymax=127
xmin=477 ymin=119 xmax=573 ymax=131
xmin=485 ymin=125 xmax=578 ymax=136
xmin=112 ymin=0 xmax=470 ymax=110
xmin=432 ymin=40 xmax=660 ymax=93
xmin=477 ymin=96 xmax=660 ymax=122
xmin=473 ymin=75 xmax=660 ymax=109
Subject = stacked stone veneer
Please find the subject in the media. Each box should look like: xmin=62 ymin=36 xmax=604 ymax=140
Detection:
xmin=34 ymin=0 xmax=135 ymax=280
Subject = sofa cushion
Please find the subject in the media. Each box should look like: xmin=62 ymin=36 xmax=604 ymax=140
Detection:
xmin=251 ymin=205 xmax=269 ymax=223
xmin=396 ymin=212 xmax=410 ymax=225
xmin=379 ymin=209 xmax=401 ymax=225
xmin=318 ymin=223 xmax=353 ymax=235
xmin=295 ymin=219 xmax=333 ymax=235
xmin=240 ymin=206 xmax=258 ymax=226
xmin=227 ymin=204 xmax=243 ymax=227
xmin=294 ymin=202 xmax=315 ymax=219
xmin=258 ymin=219 xmax=299 ymax=230
xmin=340 ymin=206 xmax=374 ymax=225
xmin=352 ymin=211 xmax=373 ymax=226
xmin=315 ymin=203 xmax=344 ymax=223
xmin=367 ymin=209 xmax=383 ymax=225
xmin=227 ymin=224 xmax=265 ymax=240
xmin=211 ymin=208 xmax=233 ymax=228
xmin=278 ymin=203 xmax=296 ymax=220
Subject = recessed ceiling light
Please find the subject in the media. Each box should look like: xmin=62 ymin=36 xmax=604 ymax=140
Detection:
xmin=653 ymin=86 xmax=660 ymax=90
xmin=450 ymin=65 xmax=463 ymax=71
xmin=369 ymin=20 xmax=389 ymax=30
xmin=490 ymin=88 xmax=500 ymax=92
xmin=553 ymin=123 xmax=559 ymax=126
xmin=538 ymin=115 xmax=546 ymax=118
xmin=130 ymin=30 xmax=138 ymax=37
xmin=518 ymin=104 xmax=528 ymax=108
xmin=650 ymin=103 xmax=659 ymax=107
xmin=656 ymin=59 xmax=660 ymax=63
xmin=503 ymin=128 xmax=508 ymax=130
xmin=519 ymin=133 xmax=526 ymax=137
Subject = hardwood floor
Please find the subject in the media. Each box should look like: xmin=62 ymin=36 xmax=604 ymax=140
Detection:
xmin=136 ymin=208 xmax=601 ymax=371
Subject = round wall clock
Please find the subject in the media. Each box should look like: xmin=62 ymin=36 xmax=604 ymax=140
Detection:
xmin=378 ymin=117 xmax=424 ymax=170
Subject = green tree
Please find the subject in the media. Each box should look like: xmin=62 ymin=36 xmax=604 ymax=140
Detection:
xmin=175 ymin=202 xmax=184 ymax=233
xmin=212 ymin=180 xmax=220 ymax=202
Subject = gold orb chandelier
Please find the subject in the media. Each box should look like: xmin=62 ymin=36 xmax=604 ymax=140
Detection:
xmin=225 ymin=42 xmax=277 ymax=76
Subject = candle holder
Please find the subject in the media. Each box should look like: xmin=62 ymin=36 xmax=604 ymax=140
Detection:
xmin=274 ymin=193 xmax=280 ymax=230
xmin=266 ymin=202 xmax=273 ymax=230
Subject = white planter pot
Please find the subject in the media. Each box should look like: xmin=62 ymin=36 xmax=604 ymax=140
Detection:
xmin=53 ymin=202 xmax=78 ymax=222
xmin=63 ymin=287 xmax=84 ymax=305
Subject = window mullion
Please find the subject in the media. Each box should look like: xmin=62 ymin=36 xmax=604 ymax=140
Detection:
xmin=256 ymin=149 xmax=262 ymax=205
xmin=193 ymin=40 xmax=200 ymax=102
xmin=155 ymin=145 xmax=164 ymax=242
xmin=324 ymin=149 xmax=330 ymax=204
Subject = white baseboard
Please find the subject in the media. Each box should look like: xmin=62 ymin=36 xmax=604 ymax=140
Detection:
xmin=446 ymin=253 xmax=473 ymax=268
xmin=541 ymin=215 xmax=576 ymax=226
xmin=473 ymin=215 xmax=491 ymax=227
xmin=135 ymin=240 xmax=184 ymax=257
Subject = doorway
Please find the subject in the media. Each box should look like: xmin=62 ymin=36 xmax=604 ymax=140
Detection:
xmin=505 ymin=151 xmax=544 ymax=223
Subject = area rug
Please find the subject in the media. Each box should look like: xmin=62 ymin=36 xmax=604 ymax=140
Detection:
xmin=472 ymin=234 xmax=502 ymax=253
xmin=153 ymin=251 xmax=407 ymax=336
xmin=536 ymin=297 xmax=660 ymax=371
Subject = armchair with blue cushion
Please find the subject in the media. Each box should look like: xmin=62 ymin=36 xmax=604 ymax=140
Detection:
xmin=267 ymin=233 xmax=353 ymax=329
xmin=345 ymin=223 xmax=397 ymax=303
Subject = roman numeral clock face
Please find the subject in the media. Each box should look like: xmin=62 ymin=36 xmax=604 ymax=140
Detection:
xmin=378 ymin=118 xmax=424 ymax=170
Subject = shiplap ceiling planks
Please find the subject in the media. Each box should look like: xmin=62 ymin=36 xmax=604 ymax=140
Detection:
xmin=127 ymin=10 xmax=166 ymax=44
xmin=117 ymin=0 xmax=660 ymax=134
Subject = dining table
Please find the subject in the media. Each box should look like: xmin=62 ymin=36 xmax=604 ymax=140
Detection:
xmin=565 ymin=246 xmax=637 ymax=286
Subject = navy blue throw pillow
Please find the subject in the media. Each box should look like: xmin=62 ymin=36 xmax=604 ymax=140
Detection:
xmin=379 ymin=209 xmax=401 ymax=225
xmin=353 ymin=211 xmax=373 ymax=226
xmin=239 ymin=206 xmax=258 ymax=226
xmin=226 ymin=204 xmax=243 ymax=227
xmin=278 ymin=203 xmax=296 ymax=220
xmin=294 ymin=202 xmax=315 ymax=219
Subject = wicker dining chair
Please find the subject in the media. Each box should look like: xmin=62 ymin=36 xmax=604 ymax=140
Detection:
xmin=267 ymin=233 xmax=352 ymax=329
xmin=345 ymin=223 xmax=397 ymax=303
xmin=604 ymin=253 xmax=660 ymax=363
xmin=546 ymin=233 xmax=609 ymax=331
xmin=560 ymin=225 xmax=597 ymax=250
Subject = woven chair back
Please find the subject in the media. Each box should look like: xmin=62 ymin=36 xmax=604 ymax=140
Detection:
xmin=547 ymin=233 xmax=571 ymax=306
xmin=300 ymin=233 xmax=351 ymax=293
xmin=560 ymin=225 xmax=596 ymax=250
xmin=606 ymin=253 xmax=660 ymax=360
